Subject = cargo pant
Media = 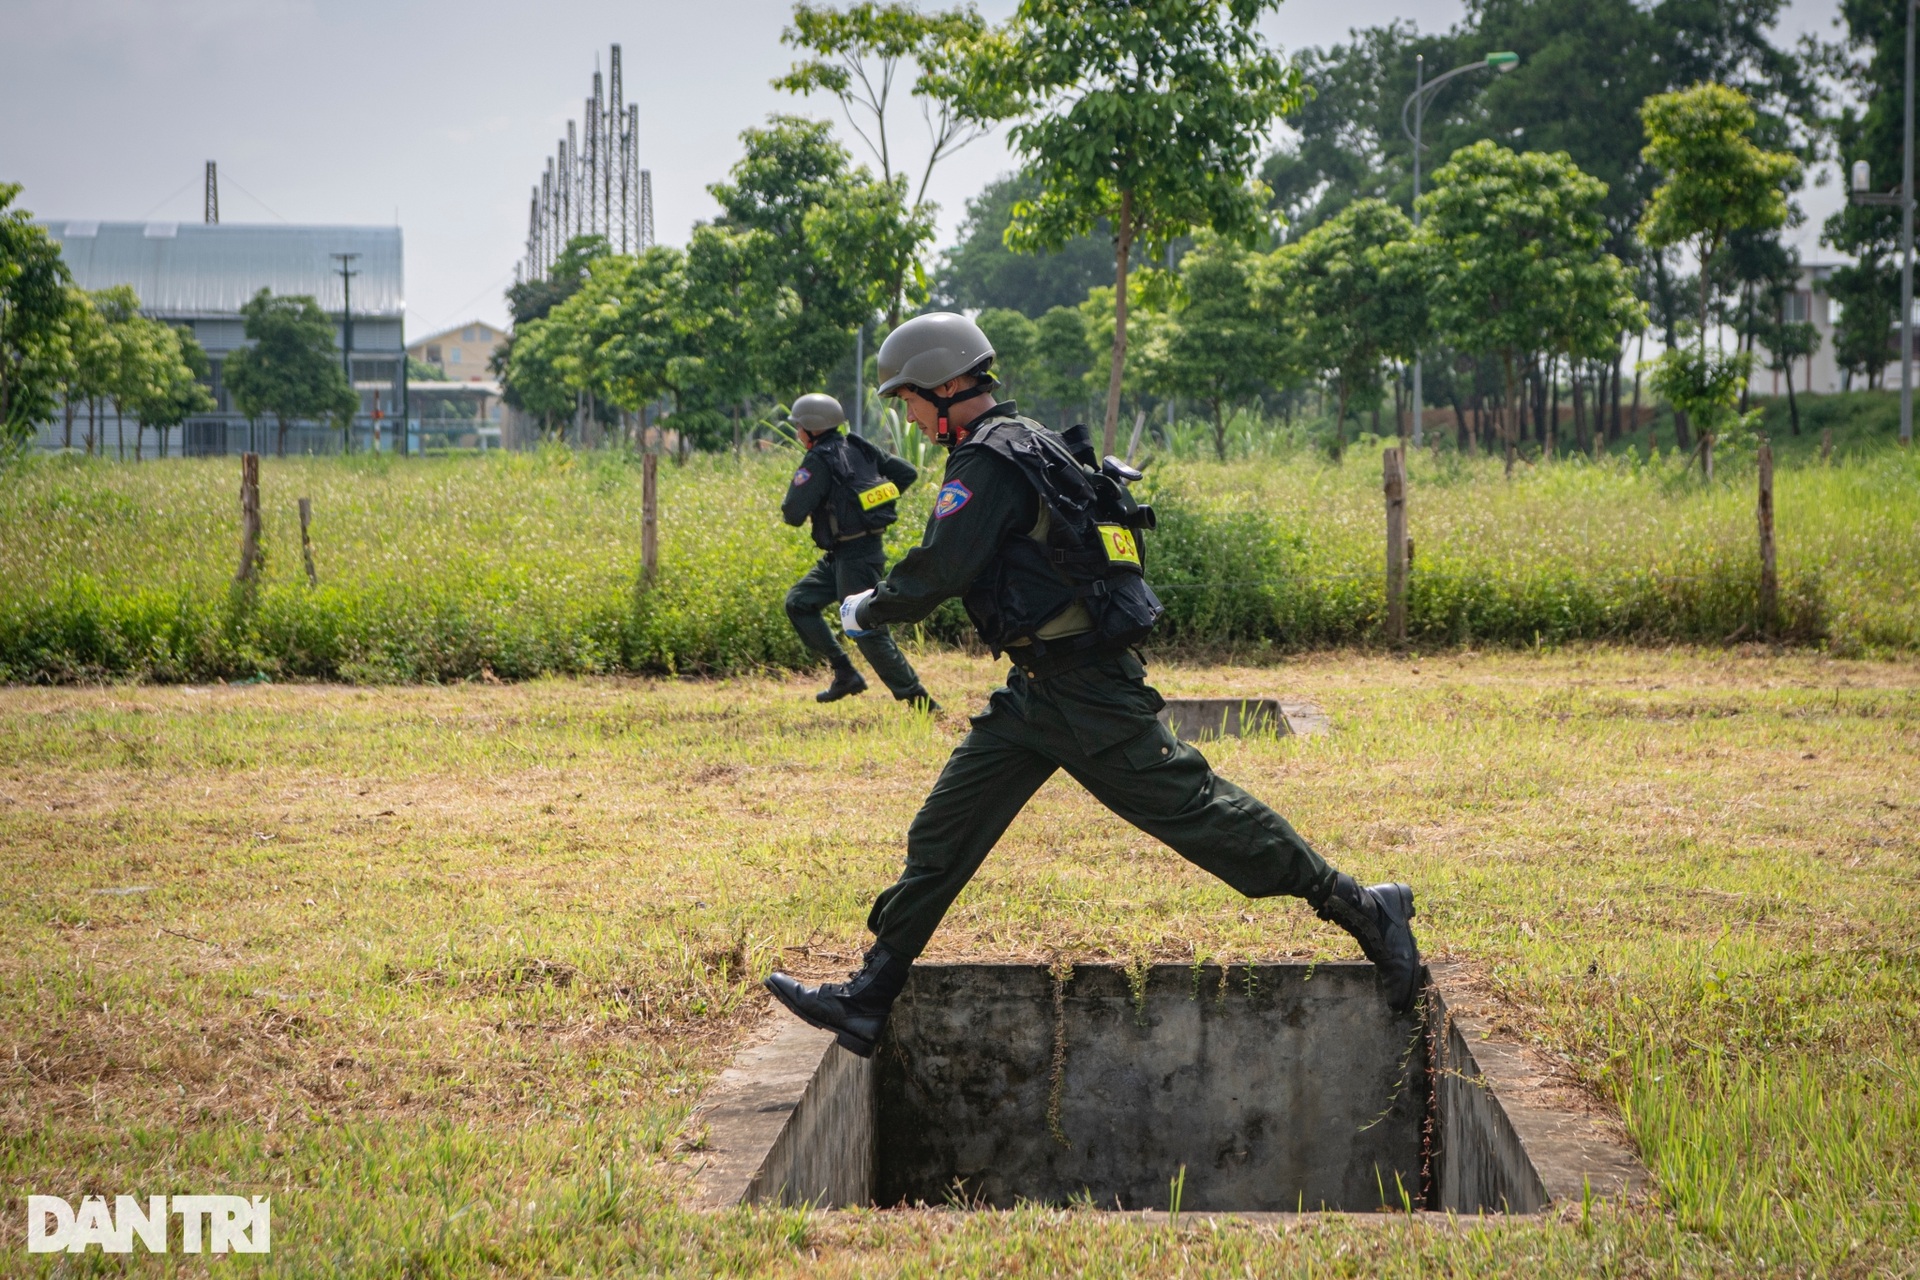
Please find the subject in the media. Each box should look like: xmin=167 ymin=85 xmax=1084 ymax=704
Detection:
xmin=868 ymin=650 xmax=1336 ymax=957
xmin=785 ymin=536 xmax=924 ymax=699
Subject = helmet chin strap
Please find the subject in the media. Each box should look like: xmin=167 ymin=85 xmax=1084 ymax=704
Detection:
xmin=922 ymin=377 xmax=1000 ymax=446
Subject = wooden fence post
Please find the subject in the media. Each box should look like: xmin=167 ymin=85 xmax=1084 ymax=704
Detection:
xmin=1820 ymin=427 xmax=1833 ymax=462
xmin=297 ymin=497 xmax=318 ymax=587
xmin=642 ymin=449 xmax=659 ymax=586
xmin=1757 ymin=440 xmax=1776 ymax=638
xmin=1384 ymin=446 xmax=1408 ymax=648
xmin=234 ymin=453 xmax=261 ymax=585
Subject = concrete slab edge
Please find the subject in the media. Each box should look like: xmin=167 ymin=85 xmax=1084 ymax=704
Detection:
xmin=1426 ymin=965 xmax=1648 ymax=1209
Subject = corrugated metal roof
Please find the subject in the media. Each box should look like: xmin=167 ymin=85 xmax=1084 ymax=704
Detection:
xmin=43 ymin=221 xmax=403 ymax=319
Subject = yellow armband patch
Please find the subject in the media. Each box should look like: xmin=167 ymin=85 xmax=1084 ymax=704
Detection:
xmin=858 ymin=481 xmax=901 ymax=511
xmin=1096 ymin=524 xmax=1141 ymax=567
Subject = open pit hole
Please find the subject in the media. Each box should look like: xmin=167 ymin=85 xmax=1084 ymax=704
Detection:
xmin=690 ymin=961 xmax=1643 ymax=1216
xmin=874 ymin=963 xmax=1424 ymax=1212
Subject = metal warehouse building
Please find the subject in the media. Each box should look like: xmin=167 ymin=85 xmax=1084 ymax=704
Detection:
xmin=40 ymin=220 xmax=405 ymax=455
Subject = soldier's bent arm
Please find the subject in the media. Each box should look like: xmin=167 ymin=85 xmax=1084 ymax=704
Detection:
xmin=780 ymin=449 xmax=831 ymax=527
xmin=877 ymin=450 xmax=918 ymax=492
xmin=861 ymin=448 xmax=1033 ymax=628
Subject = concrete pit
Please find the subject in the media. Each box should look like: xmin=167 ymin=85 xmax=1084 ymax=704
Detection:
xmin=1156 ymin=697 xmax=1330 ymax=741
xmin=690 ymin=963 xmax=1643 ymax=1216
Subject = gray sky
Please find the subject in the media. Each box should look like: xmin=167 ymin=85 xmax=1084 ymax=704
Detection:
xmin=1 ymin=0 xmax=1845 ymax=339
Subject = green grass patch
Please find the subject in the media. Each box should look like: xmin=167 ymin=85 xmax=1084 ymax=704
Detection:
xmin=2 ymin=441 xmax=1916 ymax=683
xmin=2 ymin=651 xmax=1916 ymax=1273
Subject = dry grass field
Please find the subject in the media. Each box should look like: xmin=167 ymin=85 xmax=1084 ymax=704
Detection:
xmin=2 ymin=646 xmax=1916 ymax=1276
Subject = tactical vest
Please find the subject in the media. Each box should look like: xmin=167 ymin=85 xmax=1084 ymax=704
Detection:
xmin=955 ymin=414 xmax=1163 ymax=657
xmin=810 ymin=433 xmax=902 ymax=549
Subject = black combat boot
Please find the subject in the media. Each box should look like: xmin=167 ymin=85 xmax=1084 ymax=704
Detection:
xmin=816 ymin=657 xmax=868 ymax=703
xmin=901 ymin=687 xmax=940 ymax=714
xmin=763 ymin=944 xmax=911 ymax=1058
xmin=1314 ymin=873 xmax=1423 ymax=1013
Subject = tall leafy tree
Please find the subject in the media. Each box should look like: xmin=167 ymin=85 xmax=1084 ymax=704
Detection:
xmin=977 ymin=0 xmax=1303 ymax=456
xmin=0 ymin=183 xmax=78 ymax=448
xmin=1141 ymin=235 xmax=1272 ymax=460
xmin=1640 ymin=83 xmax=1799 ymax=348
xmin=1828 ymin=254 xmax=1899 ymax=391
xmin=125 ymin=323 xmax=214 ymax=459
xmin=1639 ymin=82 xmax=1797 ymax=477
xmin=1422 ymin=141 xmax=1631 ymax=473
xmin=975 ymin=307 xmax=1039 ymax=401
xmin=1028 ymin=304 xmax=1095 ymax=426
xmin=1258 ymin=199 xmax=1425 ymax=458
xmin=775 ymin=1 xmax=991 ymax=325
xmin=1756 ymin=290 xmax=1821 ymax=434
xmin=495 ymin=234 xmax=610 ymax=422
xmin=709 ymin=116 xmax=928 ymax=397
xmin=222 ymin=290 xmax=358 ymax=456
xmin=65 ymin=287 xmax=128 ymax=455
xmin=937 ymin=171 xmax=1115 ymax=314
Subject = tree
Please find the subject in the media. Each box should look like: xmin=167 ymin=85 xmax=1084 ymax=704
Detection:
xmin=775 ymin=1 xmax=992 ymax=326
xmin=1259 ymin=200 xmax=1425 ymax=459
xmin=707 ymin=116 xmax=927 ymax=399
xmin=975 ymin=307 xmax=1038 ymax=401
xmin=0 ymin=183 xmax=78 ymax=449
xmin=978 ymin=0 xmax=1303 ymax=455
xmin=1140 ymin=235 xmax=1271 ymax=460
xmin=937 ymin=171 xmax=1115 ymax=314
xmin=1639 ymin=83 xmax=1798 ymax=477
xmin=1757 ymin=301 xmax=1820 ymax=436
xmin=1828 ymin=254 xmax=1898 ymax=391
xmin=222 ymin=289 xmax=358 ymax=456
xmin=495 ymin=234 xmax=609 ymax=423
xmin=63 ymin=287 xmax=126 ymax=455
xmin=1028 ymin=304 xmax=1094 ymax=426
xmin=1824 ymin=0 xmax=1913 ymax=274
xmin=1640 ymin=83 xmax=1799 ymax=351
xmin=1421 ymin=142 xmax=1630 ymax=474
xmin=126 ymin=323 xmax=214 ymax=458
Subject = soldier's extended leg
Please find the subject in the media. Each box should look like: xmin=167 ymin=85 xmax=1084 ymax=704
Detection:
xmin=784 ymin=556 xmax=865 ymax=703
xmin=1031 ymin=664 xmax=1420 ymax=1010
xmin=884 ymin=660 xmax=1418 ymax=1006
xmin=835 ymin=540 xmax=936 ymax=710
xmin=764 ymin=728 xmax=1056 ymax=1055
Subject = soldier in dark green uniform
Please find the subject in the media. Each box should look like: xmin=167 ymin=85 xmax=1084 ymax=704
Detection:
xmin=766 ymin=315 xmax=1421 ymax=1057
xmin=781 ymin=393 xmax=937 ymax=710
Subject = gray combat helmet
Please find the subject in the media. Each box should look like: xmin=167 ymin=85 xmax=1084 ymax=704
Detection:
xmin=876 ymin=313 xmax=995 ymax=397
xmin=789 ymin=393 xmax=846 ymax=435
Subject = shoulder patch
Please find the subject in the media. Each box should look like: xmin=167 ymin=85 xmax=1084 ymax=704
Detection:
xmin=791 ymin=467 xmax=811 ymax=486
xmin=933 ymin=480 xmax=972 ymax=519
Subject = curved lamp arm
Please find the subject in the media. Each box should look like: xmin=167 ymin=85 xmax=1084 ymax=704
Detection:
xmin=1401 ymin=52 xmax=1519 ymax=149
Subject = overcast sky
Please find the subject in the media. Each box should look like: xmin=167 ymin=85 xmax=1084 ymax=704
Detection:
xmin=1 ymin=0 xmax=1847 ymax=339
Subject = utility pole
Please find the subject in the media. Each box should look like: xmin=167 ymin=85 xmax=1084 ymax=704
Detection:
xmin=1403 ymin=51 xmax=1519 ymax=448
xmin=1905 ymin=0 xmax=1915 ymax=446
xmin=332 ymin=252 xmax=359 ymax=454
xmin=1848 ymin=0 xmax=1916 ymax=446
xmin=204 ymin=161 xmax=219 ymax=224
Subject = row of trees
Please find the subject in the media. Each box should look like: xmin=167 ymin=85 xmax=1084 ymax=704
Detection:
xmin=499 ymin=0 xmax=1841 ymax=473
xmin=0 ymin=185 xmax=213 ymax=458
xmin=1 ymin=183 xmax=360 ymax=458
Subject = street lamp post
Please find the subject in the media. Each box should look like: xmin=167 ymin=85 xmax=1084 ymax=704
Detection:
xmin=1403 ymin=51 xmax=1518 ymax=446
xmin=1849 ymin=0 xmax=1915 ymax=447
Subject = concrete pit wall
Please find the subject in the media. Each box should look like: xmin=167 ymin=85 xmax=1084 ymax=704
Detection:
xmin=690 ymin=963 xmax=1644 ymax=1214
xmin=877 ymin=963 xmax=1422 ymax=1211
